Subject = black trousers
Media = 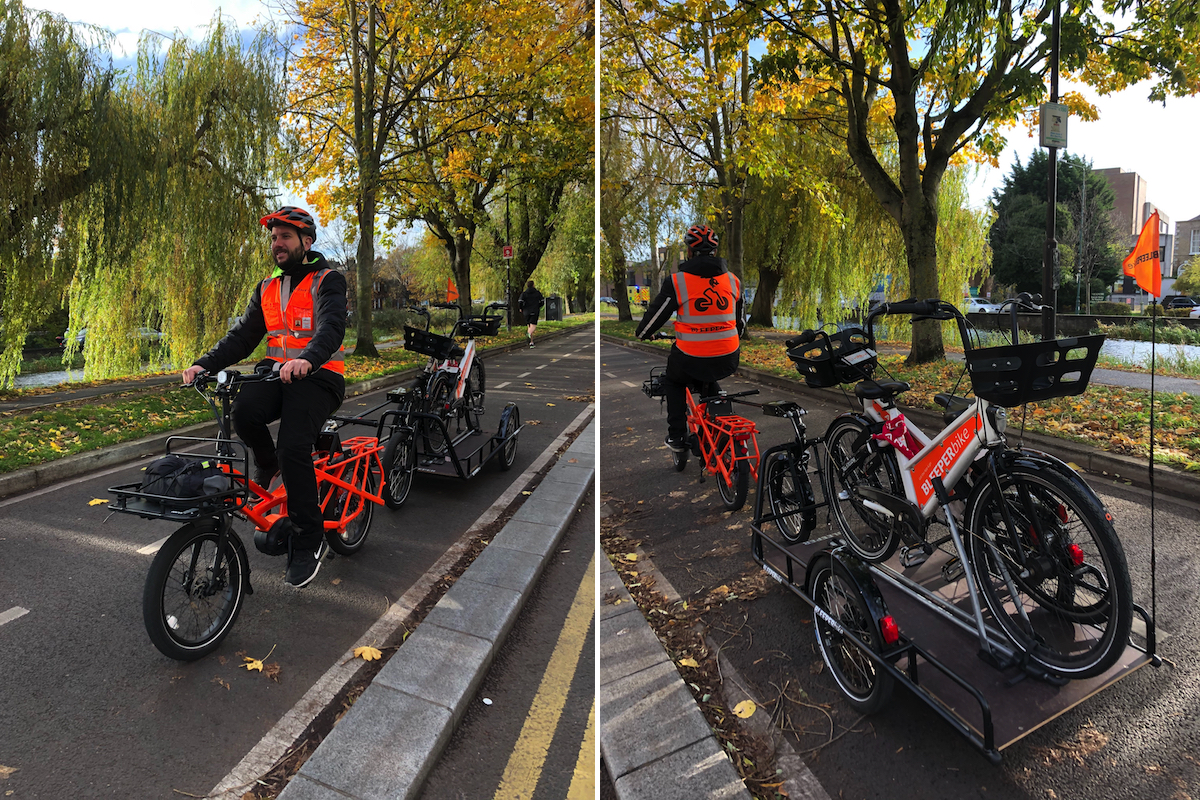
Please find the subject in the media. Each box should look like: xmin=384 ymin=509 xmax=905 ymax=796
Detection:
xmin=233 ymin=373 xmax=343 ymax=549
xmin=663 ymin=347 xmax=739 ymax=440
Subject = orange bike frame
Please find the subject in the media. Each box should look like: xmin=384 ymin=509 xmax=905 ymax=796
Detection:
xmin=230 ymin=436 xmax=385 ymax=532
xmin=685 ymin=388 xmax=761 ymax=486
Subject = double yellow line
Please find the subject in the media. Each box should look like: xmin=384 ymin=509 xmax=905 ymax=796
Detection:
xmin=494 ymin=552 xmax=596 ymax=800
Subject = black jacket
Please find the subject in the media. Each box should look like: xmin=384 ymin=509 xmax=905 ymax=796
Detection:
xmin=634 ymin=254 xmax=745 ymax=341
xmin=519 ymin=287 xmax=545 ymax=317
xmin=194 ymin=250 xmax=347 ymax=395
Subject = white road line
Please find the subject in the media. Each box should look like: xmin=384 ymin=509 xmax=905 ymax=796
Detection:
xmin=621 ymin=381 xmax=638 ymax=388
xmin=0 ymin=607 xmax=30 ymax=627
xmin=518 ymin=372 xmax=531 ymax=378
xmin=536 ymin=365 xmax=547 ymax=370
xmin=495 ymin=381 xmax=511 ymax=389
xmin=138 ymin=536 xmax=170 ymax=555
xmin=209 ymin=405 xmax=597 ymax=800
xmin=604 ymin=372 xmax=618 ymax=379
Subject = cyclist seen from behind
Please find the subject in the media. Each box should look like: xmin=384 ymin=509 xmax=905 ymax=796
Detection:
xmin=181 ymin=206 xmax=347 ymax=588
xmin=635 ymin=224 xmax=744 ymax=452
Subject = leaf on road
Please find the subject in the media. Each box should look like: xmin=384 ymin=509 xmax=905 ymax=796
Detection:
xmin=263 ymin=663 xmax=281 ymax=682
xmin=212 ymin=677 xmax=230 ymax=690
xmin=546 ymin=403 xmax=556 ymax=407
xmin=624 ymin=552 xmax=638 ymax=561
xmin=243 ymin=644 xmax=276 ymax=673
xmin=331 ymin=578 xmax=342 ymax=586
xmin=88 ymin=498 xmax=108 ymax=506
xmin=354 ymin=646 xmax=383 ymax=662
xmin=678 ymin=657 xmax=699 ymax=668
xmin=0 ymin=765 xmax=17 ymax=779
xmin=732 ymin=700 xmax=756 ymax=719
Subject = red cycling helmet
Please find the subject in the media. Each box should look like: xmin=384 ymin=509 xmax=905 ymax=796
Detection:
xmin=684 ymin=224 xmax=719 ymax=253
xmin=260 ymin=206 xmax=317 ymax=241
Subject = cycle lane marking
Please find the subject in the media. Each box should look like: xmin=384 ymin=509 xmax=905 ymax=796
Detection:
xmin=209 ymin=403 xmax=597 ymax=800
xmin=604 ymin=372 xmax=618 ymax=379
xmin=494 ymin=382 xmax=511 ymax=389
xmin=621 ymin=381 xmax=638 ymax=388
xmin=0 ymin=607 xmax=29 ymax=627
xmin=493 ymin=551 xmax=595 ymax=799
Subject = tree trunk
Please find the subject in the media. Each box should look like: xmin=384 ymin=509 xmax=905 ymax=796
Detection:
xmin=610 ymin=244 xmax=632 ymax=322
xmin=904 ymin=198 xmax=944 ymax=363
xmin=749 ymin=262 xmax=780 ymax=327
xmin=452 ymin=230 xmax=473 ymax=316
xmin=353 ymin=187 xmax=379 ymax=357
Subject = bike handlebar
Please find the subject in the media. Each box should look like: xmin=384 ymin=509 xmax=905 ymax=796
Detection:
xmin=187 ymin=363 xmax=280 ymax=391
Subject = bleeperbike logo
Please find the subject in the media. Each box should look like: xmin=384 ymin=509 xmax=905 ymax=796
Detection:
xmin=913 ymin=416 xmax=980 ymax=506
xmin=1129 ymin=249 xmax=1159 ymax=266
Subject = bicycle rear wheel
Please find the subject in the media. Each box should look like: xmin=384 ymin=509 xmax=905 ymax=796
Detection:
xmin=810 ymin=556 xmax=894 ymax=714
xmin=143 ymin=519 xmax=248 ymax=661
xmin=323 ymin=459 xmax=378 ymax=556
xmin=382 ymin=431 xmax=417 ymax=508
xmin=965 ymin=464 xmax=1133 ymax=679
xmin=824 ymin=415 xmax=903 ymax=562
xmin=424 ymin=373 xmax=453 ymax=454
xmin=715 ymin=433 xmax=749 ymax=512
xmin=466 ymin=358 xmax=485 ymax=416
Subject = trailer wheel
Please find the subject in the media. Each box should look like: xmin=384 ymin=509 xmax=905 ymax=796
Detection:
xmin=810 ymin=555 xmax=894 ymax=714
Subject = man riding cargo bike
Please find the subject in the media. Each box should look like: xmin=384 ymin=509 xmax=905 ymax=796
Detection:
xmin=635 ymin=224 xmax=745 ymax=453
xmin=181 ymin=205 xmax=347 ymax=588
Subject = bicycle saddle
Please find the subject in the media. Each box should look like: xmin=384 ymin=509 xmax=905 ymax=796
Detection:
xmin=853 ymin=380 xmax=910 ymax=400
xmin=761 ymin=400 xmax=804 ymax=418
xmin=933 ymin=393 xmax=972 ymax=425
xmin=449 ymin=344 xmax=465 ymax=359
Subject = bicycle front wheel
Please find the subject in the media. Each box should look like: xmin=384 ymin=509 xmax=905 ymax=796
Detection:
xmin=764 ymin=450 xmax=816 ymax=543
xmin=143 ymin=519 xmax=248 ymax=661
xmin=424 ymin=373 xmax=453 ymax=454
xmin=823 ymin=415 xmax=903 ymax=562
xmin=715 ymin=434 xmax=749 ymax=512
xmin=466 ymin=358 xmax=485 ymax=416
xmin=810 ymin=556 xmax=894 ymax=714
xmin=965 ymin=464 xmax=1133 ymax=679
xmin=382 ymin=431 xmax=417 ymax=508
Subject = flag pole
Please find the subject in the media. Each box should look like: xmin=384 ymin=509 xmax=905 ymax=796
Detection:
xmin=1149 ymin=298 xmax=1157 ymax=632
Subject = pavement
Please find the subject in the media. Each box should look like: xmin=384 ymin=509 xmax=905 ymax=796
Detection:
xmin=597 ymin=332 xmax=1200 ymax=800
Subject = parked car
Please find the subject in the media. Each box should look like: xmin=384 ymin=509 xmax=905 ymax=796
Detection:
xmin=599 ymin=296 xmax=617 ymax=306
xmin=56 ymin=327 xmax=165 ymax=349
xmin=965 ymin=297 xmax=1001 ymax=314
xmin=1189 ymin=306 xmax=1200 ymax=319
xmin=1161 ymin=295 xmax=1198 ymax=309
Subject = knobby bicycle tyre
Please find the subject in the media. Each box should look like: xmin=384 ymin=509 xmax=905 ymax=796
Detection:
xmin=323 ymin=459 xmax=378 ymax=556
xmin=466 ymin=358 xmax=486 ymax=417
xmin=715 ymin=433 xmax=749 ymax=512
xmin=964 ymin=464 xmax=1133 ymax=679
xmin=143 ymin=519 xmax=248 ymax=661
xmin=810 ymin=556 xmax=894 ymax=714
xmin=382 ymin=431 xmax=417 ymax=508
xmin=823 ymin=415 xmax=903 ymax=562
xmin=764 ymin=450 xmax=817 ymax=544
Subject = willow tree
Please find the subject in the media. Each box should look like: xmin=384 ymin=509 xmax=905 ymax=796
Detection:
xmin=603 ymin=0 xmax=757 ymax=280
xmin=0 ymin=2 xmax=281 ymax=386
xmin=753 ymin=0 xmax=1200 ymax=361
xmin=287 ymin=0 xmax=474 ymax=356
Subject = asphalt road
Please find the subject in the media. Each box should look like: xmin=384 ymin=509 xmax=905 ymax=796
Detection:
xmin=599 ymin=339 xmax=1200 ymax=800
xmin=0 ymin=328 xmax=594 ymax=799
xmin=420 ymin=490 xmax=596 ymax=800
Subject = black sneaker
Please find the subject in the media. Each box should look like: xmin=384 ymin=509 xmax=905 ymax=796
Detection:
xmin=285 ymin=543 xmax=324 ymax=588
xmin=665 ymin=434 xmax=686 ymax=453
xmin=254 ymin=461 xmax=280 ymax=489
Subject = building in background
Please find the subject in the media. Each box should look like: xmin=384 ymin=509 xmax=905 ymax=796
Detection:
xmin=1096 ymin=167 xmax=1175 ymax=302
xmin=1173 ymin=215 xmax=1200 ymax=282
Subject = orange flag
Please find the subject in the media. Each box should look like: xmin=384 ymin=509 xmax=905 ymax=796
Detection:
xmin=447 ymin=277 xmax=459 ymax=302
xmin=1122 ymin=211 xmax=1162 ymax=297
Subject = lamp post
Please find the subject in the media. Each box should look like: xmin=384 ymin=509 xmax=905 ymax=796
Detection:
xmin=1074 ymin=165 xmax=1086 ymax=313
xmin=1041 ymin=0 xmax=1062 ymax=339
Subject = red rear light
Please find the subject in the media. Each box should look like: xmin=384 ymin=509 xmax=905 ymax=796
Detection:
xmin=880 ymin=615 xmax=900 ymax=646
xmin=1068 ymin=543 xmax=1085 ymax=567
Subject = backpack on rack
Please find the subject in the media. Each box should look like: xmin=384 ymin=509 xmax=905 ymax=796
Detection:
xmin=139 ymin=454 xmax=231 ymax=503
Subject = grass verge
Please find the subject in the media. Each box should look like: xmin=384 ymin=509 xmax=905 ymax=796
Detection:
xmin=0 ymin=317 xmax=591 ymax=475
xmin=602 ymin=320 xmax=1200 ymax=473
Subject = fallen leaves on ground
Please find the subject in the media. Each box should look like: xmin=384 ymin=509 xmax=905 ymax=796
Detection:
xmin=243 ymin=644 xmax=277 ymax=673
xmin=354 ymin=646 xmax=383 ymax=662
xmin=87 ymin=498 xmax=108 ymax=506
xmin=733 ymin=700 xmax=757 ymax=719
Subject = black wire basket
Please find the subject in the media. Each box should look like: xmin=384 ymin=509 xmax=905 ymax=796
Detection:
xmin=403 ymin=325 xmax=457 ymax=360
xmin=459 ymin=315 xmax=503 ymax=337
xmin=786 ymin=327 xmax=878 ymax=388
xmin=965 ymin=334 xmax=1105 ymax=406
xmin=642 ymin=366 xmax=667 ymax=399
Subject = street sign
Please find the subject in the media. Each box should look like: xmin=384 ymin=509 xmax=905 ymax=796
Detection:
xmin=1039 ymin=102 xmax=1068 ymax=148
xmin=502 ymin=245 xmax=514 ymax=259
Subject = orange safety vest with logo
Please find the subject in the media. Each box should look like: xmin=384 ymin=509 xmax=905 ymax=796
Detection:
xmin=260 ymin=269 xmax=345 ymax=374
xmin=671 ymin=270 xmax=740 ymax=357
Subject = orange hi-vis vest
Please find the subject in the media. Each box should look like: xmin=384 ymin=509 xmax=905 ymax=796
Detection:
xmin=671 ymin=270 xmax=741 ymax=357
xmin=261 ymin=268 xmax=345 ymax=374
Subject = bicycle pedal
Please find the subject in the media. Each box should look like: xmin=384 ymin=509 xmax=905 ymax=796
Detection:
xmin=899 ymin=545 xmax=930 ymax=568
xmin=941 ymin=557 xmax=965 ymax=583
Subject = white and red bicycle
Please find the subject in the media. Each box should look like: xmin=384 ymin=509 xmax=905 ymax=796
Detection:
xmin=790 ymin=294 xmax=1132 ymax=680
